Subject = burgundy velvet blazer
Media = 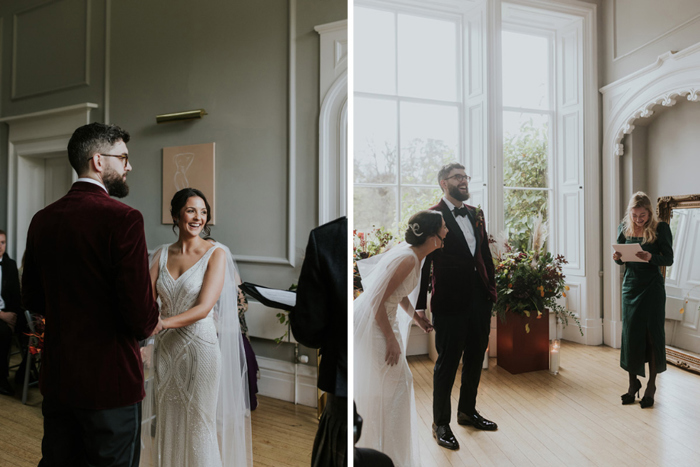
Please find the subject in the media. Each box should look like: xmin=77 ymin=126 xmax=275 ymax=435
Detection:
xmin=22 ymin=182 xmax=159 ymax=410
xmin=416 ymin=199 xmax=497 ymax=314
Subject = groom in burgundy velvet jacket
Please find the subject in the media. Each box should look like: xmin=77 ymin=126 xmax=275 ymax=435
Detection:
xmin=22 ymin=123 xmax=162 ymax=467
xmin=416 ymin=162 xmax=497 ymax=451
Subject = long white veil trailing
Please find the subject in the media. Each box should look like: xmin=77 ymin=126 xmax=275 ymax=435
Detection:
xmin=141 ymin=242 xmax=253 ymax=466
xmin=354 ymin=242 xmax=421 ymax=458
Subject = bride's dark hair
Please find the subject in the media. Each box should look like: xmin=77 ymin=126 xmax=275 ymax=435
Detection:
xmin=405 ymin=210 xmax=443 ymax=246
xmin=170 ymin=188 xmax=212 ymax=237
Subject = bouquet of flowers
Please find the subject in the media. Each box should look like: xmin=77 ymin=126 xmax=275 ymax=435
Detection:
xmin=490 ymin=216 xmax=582 ymax=335
xmin=353 ymin=227 xmax=395 ymax=297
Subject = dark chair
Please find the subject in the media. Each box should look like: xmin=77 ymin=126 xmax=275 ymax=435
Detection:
xmin=21 ymin=310 xmax=39 ymax=404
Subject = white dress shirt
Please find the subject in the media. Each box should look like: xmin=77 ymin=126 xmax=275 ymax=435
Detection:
xmin=76 ymin=177 xmax=108 ymax=193
xmin=443 ymin=197 xmax=476 ymax=256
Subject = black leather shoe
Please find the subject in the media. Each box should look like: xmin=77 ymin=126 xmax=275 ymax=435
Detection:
xmin=432 ymin=423 xmax=459 ymax=450
xmin=457 ymin=411 xmax=498 ymax=431
xmin=640 ymin=396 xmax=654 ymax=408
xmin=0 ymin=378 xmax=13 ymax=396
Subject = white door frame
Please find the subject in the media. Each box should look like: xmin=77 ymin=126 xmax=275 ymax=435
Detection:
xmin=1 ymin=103 xmax=97 ymax=259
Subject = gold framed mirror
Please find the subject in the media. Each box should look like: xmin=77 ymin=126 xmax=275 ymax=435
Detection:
xmin=657 ymin=194 xmax=700 ymax=374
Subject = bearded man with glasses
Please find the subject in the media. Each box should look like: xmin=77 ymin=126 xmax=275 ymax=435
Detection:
xmin=22 ymin=122 xmax=163 ymax=466
xmin=416 ymin=162 xmax=498 ymax=451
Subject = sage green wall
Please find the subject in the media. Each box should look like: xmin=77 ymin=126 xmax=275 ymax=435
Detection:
xmin=0 ymin=0 xmax=107 ymax=242
xmin=646 ymin=100 xmax=700 ymax=204
xmin=0 ymin=0 xmax=346 ymax=363
xmin=109 ymin=0 xmax=345 ymax=362
xmin=602 ymin=0 xmax=700 ymax=86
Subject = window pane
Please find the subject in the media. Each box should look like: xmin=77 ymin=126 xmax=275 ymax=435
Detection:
xmin=504 ymin=188 xmax=548 ymax=252
xmin=503 ymin=111 xmax=549 ymax=188
xmin=400 ymin=102 xmax=459 ymax=185
xmin=502 ymin=31 xmax=549 ymax=110
xmin=354 ymin=186 xmax=397 ymax=233
xmin=398 ymin=14 xmax=458 ymax=101
xmin=400 ymin=186 xmax=443 ymax=232
xmin=355 ymin=7 xmax=396 ymax=95
xmin=355 ymin=97 xmax=398 ymax=184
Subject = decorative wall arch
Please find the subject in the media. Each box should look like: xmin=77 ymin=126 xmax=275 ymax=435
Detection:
xmin=600 ymin=42 xmax=700 ymax=347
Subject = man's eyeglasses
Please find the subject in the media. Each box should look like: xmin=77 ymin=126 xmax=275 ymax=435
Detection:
xmin=445 ymin=174 xmax=471 ymax=183
xmin=90 ymin=153 xmax=129 ymax=168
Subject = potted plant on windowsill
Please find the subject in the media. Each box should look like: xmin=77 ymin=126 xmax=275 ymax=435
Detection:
xmin=490 ymin=215 xmax=582 ymax=374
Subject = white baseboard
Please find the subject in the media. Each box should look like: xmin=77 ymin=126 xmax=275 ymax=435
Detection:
xmin=256 ymin=356 xmax=318 ymax=408
xmin=406 ymin=323 xmax=429 ymax=356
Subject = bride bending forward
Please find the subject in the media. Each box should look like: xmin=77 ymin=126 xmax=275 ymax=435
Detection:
xmin=141 ymin=188 xmax=252 ymax=467
xmin=354 ymin=210 xmax=447 ymax=466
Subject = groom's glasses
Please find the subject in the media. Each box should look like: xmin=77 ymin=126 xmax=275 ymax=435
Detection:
xmin=445 ymin=174 xmax=471 ymax=183
xmin=92 ymin=153 xmax=129 ymax=168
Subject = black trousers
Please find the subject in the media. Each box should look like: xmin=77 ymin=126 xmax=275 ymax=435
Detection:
xmin=354 ymin=447 xmax=394 ymax=467
xmin=39 ymin=397 xmax=142 ymax=467
xmin=432 ymin=285 xmax=492 ymax=426
xmin=0 ymin=319 xmax=12 ymax=378
xmin=312 ymin=393 xmax=347 ymax=467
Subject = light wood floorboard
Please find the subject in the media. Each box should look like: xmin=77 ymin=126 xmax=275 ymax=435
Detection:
xmin=0 ymin=358 xmax=316 ymax=467
xmin=409 ymin=341 xmax=700 ymax=467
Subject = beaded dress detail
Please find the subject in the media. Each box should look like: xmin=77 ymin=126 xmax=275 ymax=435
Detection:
xmin=154 ymin=245 xmax=222 ymax=467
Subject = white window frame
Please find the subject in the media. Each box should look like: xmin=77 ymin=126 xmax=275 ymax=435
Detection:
xmin=497 ymin=0 xmax=599 ymax=344
xmin=501 ymin=25 xmax=556 ymax=244
xmin=353 ymin=0 xmax=487 ymax=235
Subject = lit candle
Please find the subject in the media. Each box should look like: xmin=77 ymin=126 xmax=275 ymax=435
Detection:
xmin=550 ymin=339 xmax=561 ymax=375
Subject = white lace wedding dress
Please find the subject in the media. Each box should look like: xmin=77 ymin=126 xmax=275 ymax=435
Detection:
xmin=354 ymin=245 xmax=421 ymax=467
xmin=153 ymin=245 xmax=223 ymax=467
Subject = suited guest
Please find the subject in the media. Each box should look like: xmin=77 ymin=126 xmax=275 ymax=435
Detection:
xmin=290 ymin=216 xmax=347 ymax=467
xmin=416 ymin=162 xmax=498 ymax=451
xmin=22 ymin=123 xmax=162 ymax=467
xmin=0 ymin=229 xmax=22 ymax=395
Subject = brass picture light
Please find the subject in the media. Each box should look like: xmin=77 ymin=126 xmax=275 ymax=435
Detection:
xmin=156 ymin=109 xmax=207 ymax=124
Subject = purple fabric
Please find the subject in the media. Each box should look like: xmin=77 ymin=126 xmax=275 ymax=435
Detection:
xmin=242 ymin=334 xmax=259 ymax=410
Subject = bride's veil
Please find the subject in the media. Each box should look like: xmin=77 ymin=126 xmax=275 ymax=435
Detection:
xmin=354 ymin=242 xmax=420 ymax=449
xmin=140 ymin=243 xmax=253 ymax=466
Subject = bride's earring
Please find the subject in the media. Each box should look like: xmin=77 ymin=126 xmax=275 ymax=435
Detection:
xmin=434 ymin=237 xmax=438 ymax=247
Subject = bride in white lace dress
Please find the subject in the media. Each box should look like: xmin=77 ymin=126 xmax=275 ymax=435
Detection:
xmin=141 ymin=188 xmax=252 ymax=467
xmin=354 ymin=210 xmax=447 ymax=466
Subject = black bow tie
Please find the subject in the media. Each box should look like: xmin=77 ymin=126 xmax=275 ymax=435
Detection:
xmin=453 ymin=206 xmax=469 ymax=218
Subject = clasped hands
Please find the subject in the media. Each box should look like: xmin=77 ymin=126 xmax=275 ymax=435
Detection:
xmin=413 ymin=310 xmax=433 ymax=333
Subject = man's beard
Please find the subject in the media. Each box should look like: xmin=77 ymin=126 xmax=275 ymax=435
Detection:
xmin=448 ymin=184 xmax=470 ymax=202
xmin=103 ymin=167 xmax=129 ymax=198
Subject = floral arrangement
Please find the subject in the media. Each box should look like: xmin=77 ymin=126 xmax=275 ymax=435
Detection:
xmin=353 ymin=227 xmax=395 ymax=297
xmin=490 ymin=216 xmax=582 ymax=335
xmin=26 ymin=316 xmax=45 ymax=355
xmin=274 ymin=283 xmax=296 ymax=344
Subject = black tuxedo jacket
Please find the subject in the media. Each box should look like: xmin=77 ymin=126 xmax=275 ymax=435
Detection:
xmin=416 ymin=199 xmax=497 ymax=314
xmin=0 ymin=254 xmax=22 ymax=314
xmin=290 ymin=216 xmax=347 ymax=397
xmin=22 ymin=182 xmax=160 ymax=409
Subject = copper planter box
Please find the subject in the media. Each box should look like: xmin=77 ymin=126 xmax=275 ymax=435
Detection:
xmin=497 ymin=308 xmax=550 ymax=374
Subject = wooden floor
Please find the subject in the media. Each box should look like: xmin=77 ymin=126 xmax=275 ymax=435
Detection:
xmin=410 ymin=341 xmax=700 ymax=467
xmin=0 ymin=357 xmax=317 ymax=466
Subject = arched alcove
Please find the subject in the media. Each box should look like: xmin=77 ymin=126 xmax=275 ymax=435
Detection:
xmin=601 ymin=42 xmax=700 ymax=347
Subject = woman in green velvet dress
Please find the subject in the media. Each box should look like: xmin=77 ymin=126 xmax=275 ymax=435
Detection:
xmin=613 ymin=192 xmax=673 ymax=408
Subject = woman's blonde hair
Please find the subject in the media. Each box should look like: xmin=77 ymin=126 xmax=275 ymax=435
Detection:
xmin=622 ymin=191 xmax=658 ymax=244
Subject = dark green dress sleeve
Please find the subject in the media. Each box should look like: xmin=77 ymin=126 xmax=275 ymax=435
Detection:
xmin=615 ymin=223 xmax=626 ymax=265
xmin=649 ymin=222 xmax=673 ymax=267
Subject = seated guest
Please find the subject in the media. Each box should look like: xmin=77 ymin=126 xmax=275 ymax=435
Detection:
xmin=0 ymin=229 xmax=22 ymax=395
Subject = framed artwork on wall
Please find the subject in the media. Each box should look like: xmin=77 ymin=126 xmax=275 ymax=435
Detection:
xmin=162 ymin=142 xmax=216 ymax=225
